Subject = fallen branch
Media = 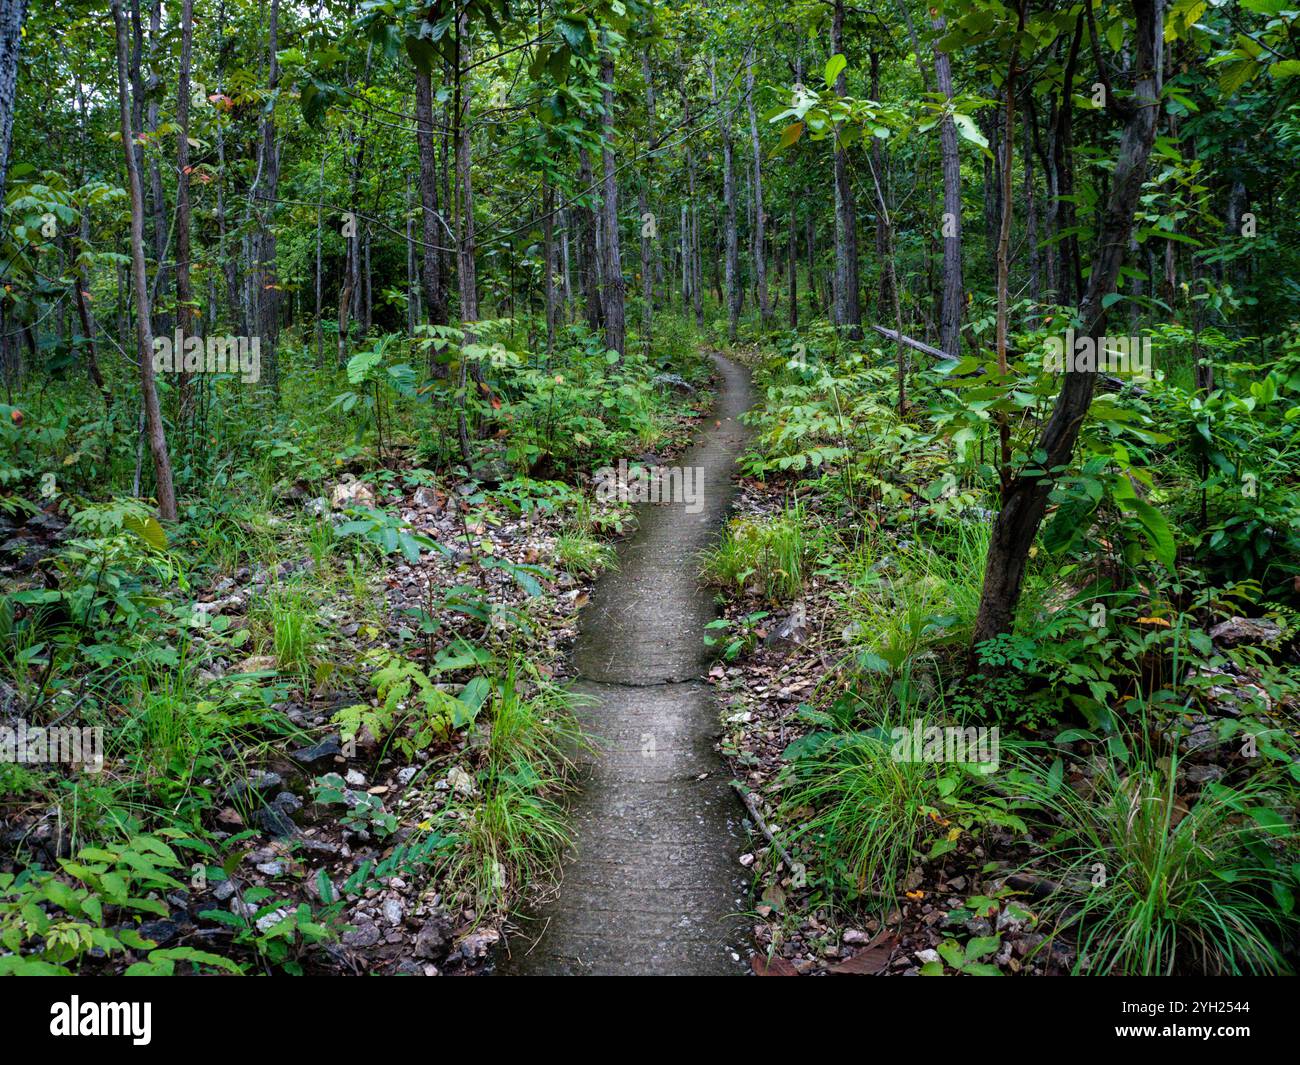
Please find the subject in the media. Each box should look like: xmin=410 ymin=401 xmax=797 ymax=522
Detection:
xmin=731 ymin=781 xmax=796 ymax=868
xmin=869 ymin=323 xmax=1148 ymax=397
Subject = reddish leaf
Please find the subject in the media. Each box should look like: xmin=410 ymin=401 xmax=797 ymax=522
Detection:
xmin=751 ymin=954 xmax=798 ymax=976
xmin=828 ymin=931 xmax=897 ymax=975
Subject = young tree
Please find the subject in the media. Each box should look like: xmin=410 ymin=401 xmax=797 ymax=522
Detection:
xmin=112 ymin=0 xmax=176 ymax=521
xmin=971 ymin=0 xmax=1162 ymax=649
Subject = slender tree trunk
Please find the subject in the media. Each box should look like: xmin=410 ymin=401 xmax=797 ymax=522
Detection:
xmin=577 ymin=147 xmax=602 ymax=332
xmin=314 ymin=153 xmax=324 ymax=364
xmin=599 ymin=48 xmax=626 ymax=357
xmin=994 ymin=4 xmax=1025 ymax=497
xmin=972 ymin=0 xmax=1160 ymax=650
xmin=175 ymin=0 xmax=195 ymax=414
xmin=0 ymin=0 xmax=25 ymax=217
xmin=788 ymin=201 xmax=799 ymax=329
xmin=454 ymin=16 xmax=477 ymax=460
xmin=1052 ymin=14 xmax=1085 ymax=306
xmin=543 ymin=175 xmax=556 ymax=355
xmin=638 ymin=50 xmax=657 ymax=348
xmin=1024 ymin=93 xmax=1040 ymax=312
xmin=745 ymin=45 xmax=769 ymax=328
xmin=143 ymin=0 xmax=169 ymax=340
xmin=830 ymin=0 xmax=861 ymax=338
xmin=252 ymin=0 xmax=281 ymax=394
xmin=711 ymin=59 xmax=739 ymax=341
xmin=560 ymin=207 xmax=572 ymax=314
xmin=113 ymin=0 xmax=176 ymax=521
xmin=933 ymin=16 xmax=964 ymax=357
xmin=415 ymin=68 xmax=448 ymax=329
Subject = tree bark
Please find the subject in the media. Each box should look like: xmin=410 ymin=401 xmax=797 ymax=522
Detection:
xmin=0 ymin=0 xmax=25 ymax=217
xmin=415 ymin=68 xmax=448 ymax=328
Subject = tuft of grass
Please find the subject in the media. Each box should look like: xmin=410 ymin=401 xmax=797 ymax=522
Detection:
xmin=252 ymin=582 xmax=320 ymax=680
xmin=437 ymin=657 xmax=586 ymax=917
xmin=779 ymin=697 xmax=1012 ymax=916
xmin=1007 ymin=739 xmax=1298 ymax=975
xmin=555 ymin=529 xmax=617 ymax=577
xmin=700 ymin=502 xmax=812 ymax=602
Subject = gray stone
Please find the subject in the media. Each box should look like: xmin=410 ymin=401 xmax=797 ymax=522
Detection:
xmin=1210 ymin=616 xmax=1283 ymax=648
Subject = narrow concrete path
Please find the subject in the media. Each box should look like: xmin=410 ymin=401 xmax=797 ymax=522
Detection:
xmin=506 ymin=352 xmax=753 ymax=975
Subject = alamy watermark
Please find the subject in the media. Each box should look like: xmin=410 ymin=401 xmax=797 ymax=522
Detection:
xmin=152 ymin=329 xmax=261 ymax=384
xmin=594 ymin=459 xmax=705 ymax=514
xmin=890 ymin=721 xmax=999 ymax=771
xmin=1 ymin=721 xmax=103 ymax=772
xmin=1044 ymin=327 xmax=1151 ymax=380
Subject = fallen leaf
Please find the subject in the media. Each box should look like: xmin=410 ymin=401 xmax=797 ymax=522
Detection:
xmin=828 ymin=931 xmax=897 ymax=975
xmin=751 ymin=954 xmax=798 ymax=976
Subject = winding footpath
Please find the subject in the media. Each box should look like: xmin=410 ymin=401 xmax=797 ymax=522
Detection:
xmin=507 ymin=353 xmax=753 ymax=975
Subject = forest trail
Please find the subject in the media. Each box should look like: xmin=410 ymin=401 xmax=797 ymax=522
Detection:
xmin=505 ymin=353 xmax=753 ymax=975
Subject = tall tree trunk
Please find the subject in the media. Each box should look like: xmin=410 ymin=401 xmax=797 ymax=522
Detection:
xmin=175 ymin=0 xmax=195 ymax=414
xmin=454 ymin=16 xmax=477 ymax=461
xmin=1052 ymin=14 xmax=1085 ymax=306
xmin=933 ymin=15 xmax=964 ymax=357
xmin=113 ymin=0 xmax=176 ymax=521
xmin=560 ymin=207 xmax=572 ymax=314
xmin=994 ymin=3 xmax=1026 ymax=496
xmin=0 ymin=0 xmax=25 ymax=217
xmin=744 ymin=45 xmax=769 ymax=328
xmin=577 ymin=147 xmax=602 ymax=332
xmin=830 ymin=0 xmax=861 ymax=338
xmin=788 ymin=200 xmax=799 ymax=330
xmin=143 ymin=0 xmax=169 ymax=340
xmin=415 ymin=68 xmax=448 ymax=328
xmin=314 ymin=153 xmax=324 ymax=364
xmin=687 ymin=148 xmax=703 ymax=327
xmin=542 ymin=175 xmax=556 ymax=355
xmin=638 ymin=49 xmax=657 ymax=348
xmin=870 ymin=49 xmax=893 ymax=318
xmin=711 ymin=58 xmax=739 ymax=341
xmin=972 ymin=0 xmax=1160 ymax=650
xmin=1024 ymin=92 xmax=1040 ymax=313
xmin=252 ymin=0 xmax=281 ymax=394
xmin=599 ymin=48 xmax=625 ymax=357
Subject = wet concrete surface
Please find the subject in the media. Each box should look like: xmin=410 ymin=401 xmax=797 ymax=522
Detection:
xmin=505 ymin=353 xmax=753 ymax=975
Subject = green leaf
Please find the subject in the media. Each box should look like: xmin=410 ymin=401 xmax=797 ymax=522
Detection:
xmin=824 ymin=54 xmax=846 ymax=89
xmin=122 ymin=513 xmax=168 ymax=550
xmin=965 ymin=934 xmax=1001 ymax=961
xmin=937 ymin=939 xmax=965 ymax=968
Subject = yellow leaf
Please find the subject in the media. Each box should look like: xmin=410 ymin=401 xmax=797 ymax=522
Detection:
xmin=779 ymin=122 xmax=805 ymax=148
xmin=1137 ymin=616 xmax=1171 ymax=627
